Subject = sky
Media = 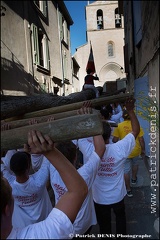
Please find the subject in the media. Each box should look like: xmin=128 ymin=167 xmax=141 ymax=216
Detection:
xmin=64 ymin=1 xmax=95 ymax=55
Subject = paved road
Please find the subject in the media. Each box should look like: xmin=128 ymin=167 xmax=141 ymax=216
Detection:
xmin=90 ymin=157 xmax=159 ymax=239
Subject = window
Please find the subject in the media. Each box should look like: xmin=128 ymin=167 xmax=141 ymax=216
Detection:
xmin=97 ymin=9 xmax=103 ymax=29
xmin=115 ymin=8 xmax=122 ymax=28
xmin=59 ymin=12 xmax=69 ymax=45
xmin=34 ymin=1 xmax=47 ymax=17
xmin=31 ymin=24 xmax=50 ymax=71
xmin=108 ymin=42 xmax=114 ymax=57
xmin=63 ymin=19 xmax=69 ymax=44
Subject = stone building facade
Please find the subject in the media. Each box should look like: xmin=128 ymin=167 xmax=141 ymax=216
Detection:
xmin=73 ymin=0 xmax=127 ymax=94
xmin=1 ymin=1 xmax=73 ymax=96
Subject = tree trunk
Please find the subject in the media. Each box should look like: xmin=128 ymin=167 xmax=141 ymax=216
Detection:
xmin=1 ymin=87 xmax=128 ymax=120
xmin=1 ymin=89 xmax=96 ymax=120
xmin=1 ymin=113 xmax=103 ymax=151
xmin=21 ymin=93 xmax=132 ymax=119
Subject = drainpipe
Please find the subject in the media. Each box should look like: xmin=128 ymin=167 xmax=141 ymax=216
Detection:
xmin=131 ymin=0 xmax=136 ymax=91
xmin=57 ymin=4 xmax=65 ymax=96
xmin=23 ymin=1 xmax=34 ymax=95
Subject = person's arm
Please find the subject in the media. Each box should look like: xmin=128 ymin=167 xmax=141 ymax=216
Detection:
xmin=93 ymin=135 xmax=105 ymax=158
xmin=93 ymin=74 xmax=99 ymax=80
xmin=1 ymin=150 xmax=17 ymax=169
xmin=138 ymin=136 xmax=145 ymax=158
xmin=77 ymin=101 xmax=105 ymax=158
xmin=1 ymin=160 xmax=15 ymax=184
xmin=26 ymin=130 xmax=88 ymax=224
xmin=110 ymin=111 xmax=123 ymax=123
xmin=125 ymin=98 xmax=140 ymax=139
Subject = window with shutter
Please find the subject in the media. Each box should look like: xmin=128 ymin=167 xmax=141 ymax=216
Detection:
xmin=34 ymin=1 xmax=47 ymax=18
xmin=31 ymin=24 xmax=40 ymax=65
xmin=63 ymin=20 xmax=68 ymax=44
xmin=59 ymin=12 xmax=63 ymax=41
xmin=42 ymin=1 xmax=47 ymax=17
xmin=43 ymin=35 xmax=50 ymax=70
xmin=31 ymin=23 xmax=50 ymax=72
xmin=58 ymin=11 xmax=69 ymax=46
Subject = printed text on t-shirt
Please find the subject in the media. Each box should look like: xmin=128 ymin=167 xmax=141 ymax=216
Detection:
xmin=98 ymin=156 xmax=117 ymax=177
xmin=54 ymin=183 xmax=66 ymax=201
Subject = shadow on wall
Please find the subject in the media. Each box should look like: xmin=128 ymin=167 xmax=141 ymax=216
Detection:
xmin=1 ymin=57 xmax=45 ymax=95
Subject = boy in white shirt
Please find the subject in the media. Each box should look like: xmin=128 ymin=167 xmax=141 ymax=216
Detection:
xmin=1 ymin=151 xmax=52 ymax=228
xmin=75 ymin=97 xmax=140 ymax=235
xmin=1 ymin=129 xmax=88 ymax=239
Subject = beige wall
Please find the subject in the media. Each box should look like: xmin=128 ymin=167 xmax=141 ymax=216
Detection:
xmin=1 ymin=1 xmax=73 ymax=96
xmin=1 ymin=1 xmax=32 ymax=96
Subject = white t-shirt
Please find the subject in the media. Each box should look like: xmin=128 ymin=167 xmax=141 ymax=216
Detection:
xmin=1 ymin=149 xmax=17 ymax=174
xmin=77 ymin=133 xmax=135 ymax=205
xmin=72 ymin=137 xmax=93 ymax=164
xmin=31 ymin=154 xmax=44 ymax=172
xmin=49 ymin=150 xmax=100 ymax=234
xmin=107 ymin=120 xmax=117 ymax=144
xmin=7 ymin=208 xmax=74 ymax=239
xmin=111 ymin=104 xmax=124 ymax=123
xmin=1 ymin=158 xmax=52 ymax=228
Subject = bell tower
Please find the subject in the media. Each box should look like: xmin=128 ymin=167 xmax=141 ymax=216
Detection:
xmin=74 ymin=1 xmax=127 ymax=94
xmin=85 ymin=1 xmax=127 ymax=94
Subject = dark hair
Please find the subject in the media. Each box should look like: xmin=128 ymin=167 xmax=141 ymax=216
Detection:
xmin=123 ymin=110 xmax=130 ymax=120
xmin=102 ymin=121 xmax=111 ymax=141
xmin=86 ymin=68 xmax=92 ymax=74
xmin=105 ymin=104 xmax=113 ymax=114
xmin=55 ymin=141 xmax=77 ymax=165
xmin=1 ymin=174 xmax=12 ymax=218
xmin=10 ymin=152 xmax=31 ymax=176
xmin=100 ymin=109 xmax=110 ymax=120
xmin=113 ymin=102 xmax=118 ymax=108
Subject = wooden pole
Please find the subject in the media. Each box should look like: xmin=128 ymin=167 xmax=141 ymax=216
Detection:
xmin=1 ymin=109 xmax=100 ymax=130
xmin=1 ymin=113 xmax=103 ymax=151
xmin=21 ymin=93 xmax=132 ymax=119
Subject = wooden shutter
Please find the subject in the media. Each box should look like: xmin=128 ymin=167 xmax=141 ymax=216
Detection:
xmin=43 ymin=35 xmax=50 ymax=70
xmin=59 ymin=12 xmax=63 ymax=41
xmin=42 ymin=1 xmax=47 ymax=17
xmin=31 ymin=24 xmax=40 ymax=65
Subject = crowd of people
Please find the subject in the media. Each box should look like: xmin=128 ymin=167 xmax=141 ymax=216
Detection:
xmin=1 ymin=97 xmax=146 ymax=239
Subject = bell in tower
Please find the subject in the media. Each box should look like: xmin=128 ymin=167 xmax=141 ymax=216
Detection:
xmin=115 ymin=14 xmax=121 ymax=28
